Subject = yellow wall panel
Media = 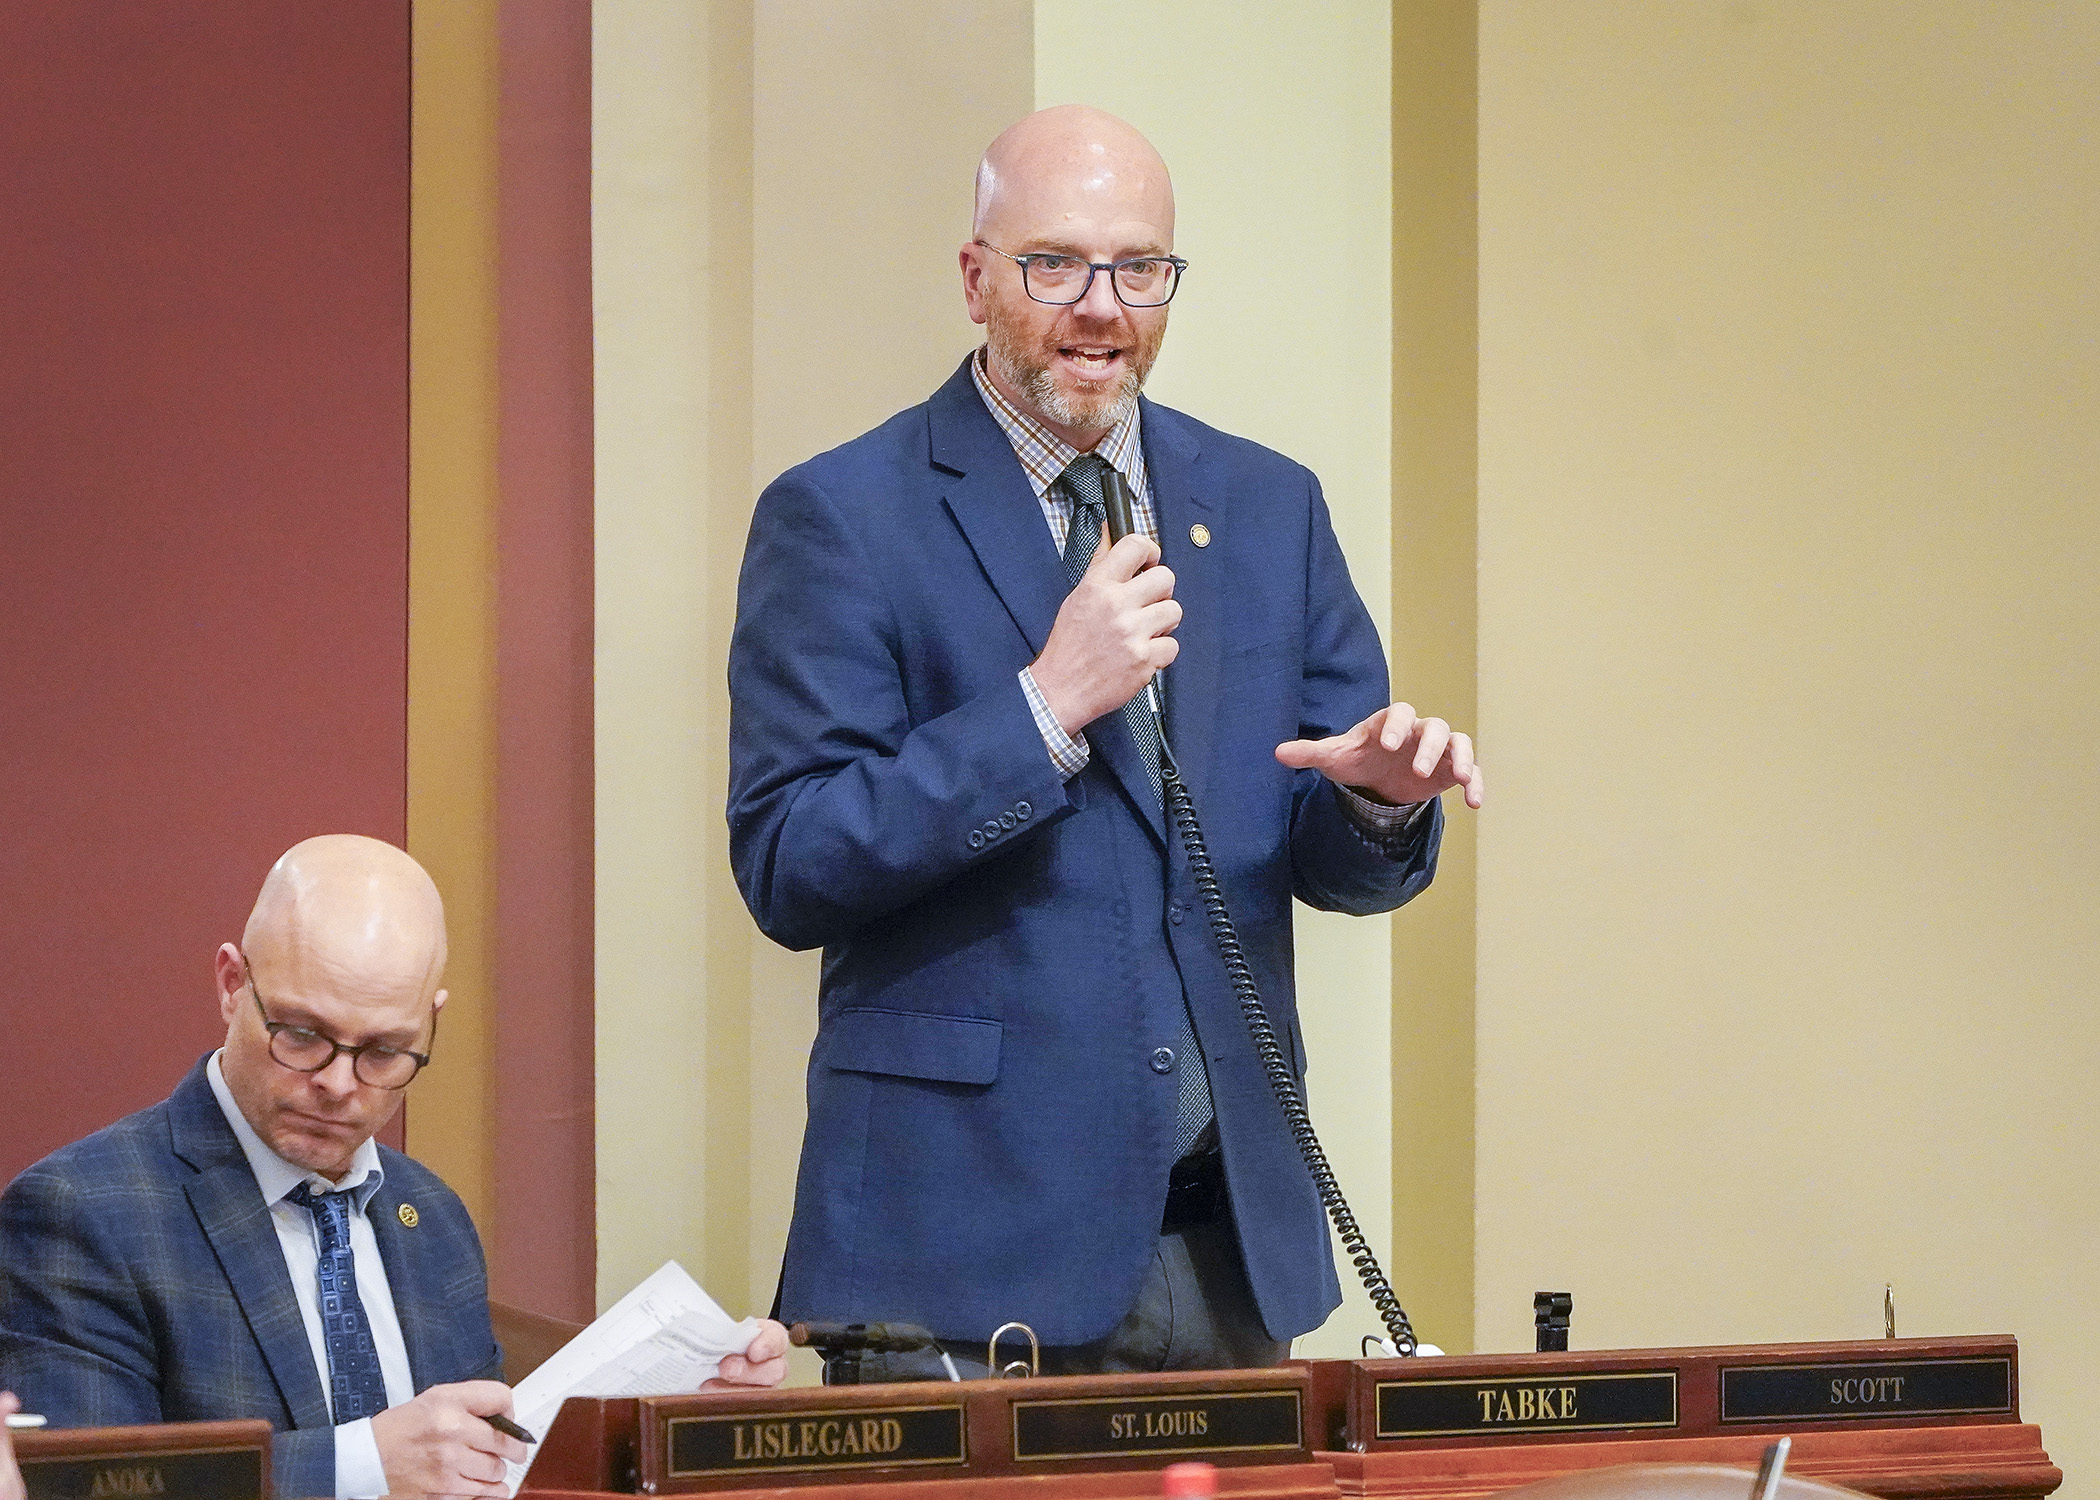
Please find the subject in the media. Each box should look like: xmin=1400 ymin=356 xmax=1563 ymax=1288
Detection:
xmin=1477 ymin=0 xmax=2100 ymax=1475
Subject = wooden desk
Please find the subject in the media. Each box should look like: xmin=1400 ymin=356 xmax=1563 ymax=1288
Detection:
xmin=515 ymin=1337 xmax=2059 ymax=1500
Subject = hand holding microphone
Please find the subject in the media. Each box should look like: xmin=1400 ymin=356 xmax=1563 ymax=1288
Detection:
xmin=1029 ymin=532 xmax=1179 ymax=735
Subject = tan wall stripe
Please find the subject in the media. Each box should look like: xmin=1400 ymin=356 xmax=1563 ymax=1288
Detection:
xmin=406 ymin=0 xmax=500 ymax=1237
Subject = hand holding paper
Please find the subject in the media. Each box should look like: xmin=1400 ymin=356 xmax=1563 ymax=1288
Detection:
xmin=502 ymin=1262 xmax=784 ymax=1496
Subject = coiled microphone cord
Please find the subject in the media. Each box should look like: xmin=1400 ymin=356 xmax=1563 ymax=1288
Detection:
xmin=1097 ymin=463 xmax=1417 ymax=1354
xmin=1158 ymin=740 xmax=1418 ymax=1356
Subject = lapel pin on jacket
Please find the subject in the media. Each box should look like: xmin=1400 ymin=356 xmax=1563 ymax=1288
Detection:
xmin=397 ymin=1203 xmax=419 ymax=1228
xmin=1189 ymin=523 xmax=1211 ymax=548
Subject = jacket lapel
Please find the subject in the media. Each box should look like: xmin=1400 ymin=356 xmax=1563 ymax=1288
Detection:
xmin=929 ymin=361 xmax=1067 ymax=657
xmin=1145 ymin=404 xmax=1222 ymax=813
xmin=367 ymin=1175 xmax=440 ymax=1391
xmin=167 ymin=1064 xmax=332 ymax=1430
xmin=929 ymin=358 xmax=1168 ymax=842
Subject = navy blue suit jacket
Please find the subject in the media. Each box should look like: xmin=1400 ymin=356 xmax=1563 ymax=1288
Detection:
xmin=0 ymin=1059 xmax=501 ymax=1499
xmin=728 ymin=356 xmax=1441 ymax=1347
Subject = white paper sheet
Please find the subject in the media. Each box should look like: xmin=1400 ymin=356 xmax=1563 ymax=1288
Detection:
xmin=503 ymin=1261 xmax=761 ymax=1495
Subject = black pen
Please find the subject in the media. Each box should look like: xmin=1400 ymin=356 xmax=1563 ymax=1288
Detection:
xmin=486 ymin=1413 xmax=536 ymax=1445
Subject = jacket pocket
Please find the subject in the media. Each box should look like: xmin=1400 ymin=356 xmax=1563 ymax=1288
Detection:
xmin=826 ymin=1007 xmax=1003 ymax=1085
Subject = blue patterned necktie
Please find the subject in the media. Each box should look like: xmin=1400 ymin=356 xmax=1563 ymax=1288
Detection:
xmin=1056 ymin=453 xmax=1216 ymax=1161
xmin=287 ymin=1180 xmax=390 ymax=1422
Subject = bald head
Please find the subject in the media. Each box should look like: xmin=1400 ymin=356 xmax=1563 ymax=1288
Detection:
xmin=219 ymin=836 xmax=448 ymax=1177
xmin=973 ymin=105 xmax=1174 ymax=245
xmin=243 ymin=834 xmax=448 ymax=1006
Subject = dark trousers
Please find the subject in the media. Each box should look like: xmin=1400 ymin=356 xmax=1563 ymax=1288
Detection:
xmin=854 ymin=1149 xmax=1288 ymax=1381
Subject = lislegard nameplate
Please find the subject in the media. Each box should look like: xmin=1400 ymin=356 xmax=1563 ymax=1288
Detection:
xmin=13 ymin=1421 xmax=271 ymax=1500
xmin=1010 ymin=1388 xmax=1303 ymax=1462
xmin=661 ymin=1404 xmax=966 ymax=1479
xmin=1375 ymin=1371 xmax=1678 ymax=1439
xmin=1720 ymin=1357 xmax=2013 ymax=1423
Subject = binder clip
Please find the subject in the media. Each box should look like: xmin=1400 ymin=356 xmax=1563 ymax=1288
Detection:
xmin=988 ymin=1321 xmax=1040 ymax=1378
xmin=1533 ymin=1291 xmax=1572 ymax=1352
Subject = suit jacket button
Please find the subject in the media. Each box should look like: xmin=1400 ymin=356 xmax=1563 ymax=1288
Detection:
xmin=1150 ymin=1047 xmax=1176 ymax=1074
xmin=982 ymin=819 xmax=1001 ymax=840
xmin=968 ymin=830 xmax=984 ymax=850
xmin=1016 ymin=801 xmax=1031 ymax=819
xmin=1169 ymin=902 xmax=1186 ymax=925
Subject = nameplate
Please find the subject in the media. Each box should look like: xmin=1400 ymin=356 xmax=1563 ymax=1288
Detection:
xmin=1375 ymin=1371 xmax=1679 ymax=1439
xmin=19 ymin=1447 xmax=266 ymax=1500
xmin=662 ymin=1404 xmax=967 ymax=1479
xmin=1720 ymin=1357 xmax=2013 ymax=1423
xmin=1010 ymin=1389 xmax=1303 ymax=1462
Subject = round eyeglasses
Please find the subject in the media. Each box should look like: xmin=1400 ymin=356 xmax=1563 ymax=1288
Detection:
xmin=975 ymin=241 xmax=1187 ymax=308
xmin=244 ymin=956 xmax=435 ymax=1089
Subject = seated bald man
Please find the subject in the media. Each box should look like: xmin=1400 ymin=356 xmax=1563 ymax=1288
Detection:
xmin=0 ymin=836 xmax=789 ymax=1499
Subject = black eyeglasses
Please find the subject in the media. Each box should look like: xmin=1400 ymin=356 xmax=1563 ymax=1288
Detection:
xmin=975 ymin=241 xmax=1188 ymax=308
xmin=243 ymin=955 xmax=435 ymax=1089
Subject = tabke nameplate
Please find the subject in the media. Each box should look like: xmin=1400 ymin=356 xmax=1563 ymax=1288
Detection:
xmin=1011 ymin=1388 xmax=1304 ymax=1462
xmin=21 ymin=1447 xmax=267 ymax=1500
xmin=664 ymin=1403 xmax=967 ymax=1478
xmin=1376 ymin=1371 xmax=1679 ymax=1439
xmin=1720 ymin=1358 xmax=2013 ymax=1423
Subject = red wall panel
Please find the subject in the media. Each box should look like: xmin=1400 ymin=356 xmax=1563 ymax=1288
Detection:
xmin=495 ymin=0 xmax=597 ymax=1321
xmin=0 ymin=2 xmax=411 ymax=1185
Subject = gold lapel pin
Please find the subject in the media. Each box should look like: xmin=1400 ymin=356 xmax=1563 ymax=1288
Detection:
xmin=397 ymin=1203 xmax=420 ymax=1228
xmin=1189 ymin=523 xmax=1211 ymax=548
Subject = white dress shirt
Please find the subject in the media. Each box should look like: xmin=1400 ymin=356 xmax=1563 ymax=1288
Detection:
xmin=206 ymin=1052 xmax=412 ymax=1498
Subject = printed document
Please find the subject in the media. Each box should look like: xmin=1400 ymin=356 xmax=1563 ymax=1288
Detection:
xmin=504 ymin=1261 xmax=762 ymax=1495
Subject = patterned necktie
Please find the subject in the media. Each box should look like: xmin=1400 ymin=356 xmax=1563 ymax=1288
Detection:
xmin=1056 ymin=453 xmax=1216 ymax=1160
xmin=287 ymin=1181 xmax=390 ymax=1422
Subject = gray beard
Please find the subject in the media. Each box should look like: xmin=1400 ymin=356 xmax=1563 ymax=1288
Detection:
xmin=988 ymin=331 xmax=1143 ymax=433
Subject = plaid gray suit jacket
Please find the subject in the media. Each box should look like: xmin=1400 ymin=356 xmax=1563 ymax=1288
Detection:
xmin=0 ymin=1058 xmax=502 ymax=1499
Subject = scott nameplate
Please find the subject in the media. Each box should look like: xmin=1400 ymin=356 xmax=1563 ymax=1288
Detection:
xmin=13 ymin=1422 xmax=270 ymax=1500
xmin=660 ymin=1403 xmax=967 ymax=1480
xmin=1375 ymin=1371 xmax=1678 ymax=1439
xmin=1010 ymin=1388 xmax=1304 ymax=1462
xmin=1720 ymin=1357 xmax=2013 ymax=1423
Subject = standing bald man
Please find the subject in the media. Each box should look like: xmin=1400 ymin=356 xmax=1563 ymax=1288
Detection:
xmin=729 ymin=107 xmax=1482 ymax=1375
xmin=0 ymin=837 xmax=788 ymax=1497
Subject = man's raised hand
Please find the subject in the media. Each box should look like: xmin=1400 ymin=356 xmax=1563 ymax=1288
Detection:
xmin=1028 ymin=533 xmax=1179 ymax=734
xmin=1274 ymin=703 xmax=1483 ymax=810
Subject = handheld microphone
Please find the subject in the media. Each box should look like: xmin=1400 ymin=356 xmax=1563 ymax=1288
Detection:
xmin=788 ymin=1320 xmax=940 ymax=1354
xmin=1101 ymin=464 xmax=1140 ymax=546
xmin=1099 ymin=466 xmax=1164 ymax=721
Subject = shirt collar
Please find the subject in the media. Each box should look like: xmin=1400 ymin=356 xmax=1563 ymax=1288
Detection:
xmin=970 ymin=347 xmax=1146 ymax=500
xmin=207 ymin=1049 xmax=384 ymax=1211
